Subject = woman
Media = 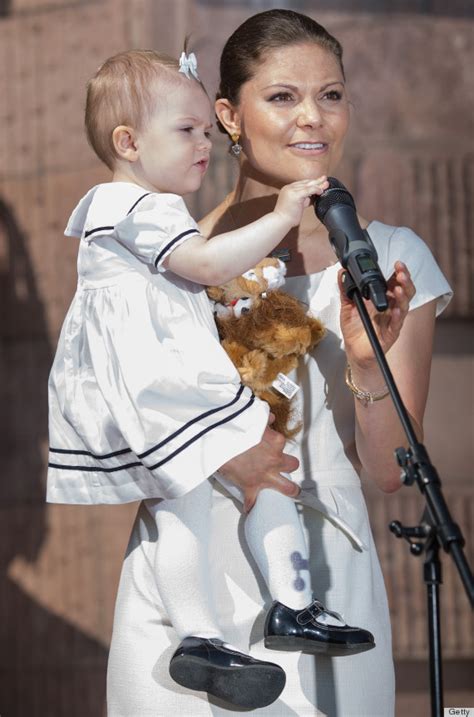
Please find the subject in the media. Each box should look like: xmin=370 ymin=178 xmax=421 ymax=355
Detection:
xmin=106 ymin=10 xmax=452 ymax=716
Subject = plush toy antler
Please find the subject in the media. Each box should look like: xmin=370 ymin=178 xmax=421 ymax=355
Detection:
xmin=207 ymin=258 xmax=325 ymax=438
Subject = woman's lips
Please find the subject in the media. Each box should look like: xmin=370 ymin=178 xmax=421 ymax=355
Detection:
xmin=288 ymin=142 xmax=328 ymax=155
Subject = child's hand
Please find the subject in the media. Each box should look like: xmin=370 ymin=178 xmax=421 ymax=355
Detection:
xmin=274 ymin=176 xmax=329 ymax=227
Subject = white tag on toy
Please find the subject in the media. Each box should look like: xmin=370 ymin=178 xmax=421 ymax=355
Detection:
xmin=272 ymin=373 xmax=299 ymax=399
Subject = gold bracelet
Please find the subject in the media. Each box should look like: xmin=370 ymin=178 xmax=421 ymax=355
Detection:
xmin=345 ymin=364 xmax=389 ymax=406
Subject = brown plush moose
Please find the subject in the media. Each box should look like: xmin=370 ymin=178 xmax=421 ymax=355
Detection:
xmin=207 ymin=257 xmax=325 ymax=438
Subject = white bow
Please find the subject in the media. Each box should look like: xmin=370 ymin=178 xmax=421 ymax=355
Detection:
xmin=178 ymin=52 xmax=200 ymax=81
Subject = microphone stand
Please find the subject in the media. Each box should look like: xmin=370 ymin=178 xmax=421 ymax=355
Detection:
xmin=340 ymin=271 xmax=474 ymax=717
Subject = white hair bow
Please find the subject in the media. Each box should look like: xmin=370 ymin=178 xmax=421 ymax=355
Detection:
xmin=178 ymin=52 xmax=200 ymax=81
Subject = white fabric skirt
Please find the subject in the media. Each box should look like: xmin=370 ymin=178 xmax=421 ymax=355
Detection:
xmin=107 ymin=482 xmax=395 ymax=716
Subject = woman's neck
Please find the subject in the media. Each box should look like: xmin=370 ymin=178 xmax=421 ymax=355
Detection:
xmin=228 ymin=168 xmax=326 ymax=238
xmin=201 ymin=162 xmax=356 ymax=276
xmin=232 ymin=165 xmax=280 ymax=203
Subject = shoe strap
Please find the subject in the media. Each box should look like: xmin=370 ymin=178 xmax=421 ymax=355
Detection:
xmin=296 ymin=600 xmax=346 ymax=626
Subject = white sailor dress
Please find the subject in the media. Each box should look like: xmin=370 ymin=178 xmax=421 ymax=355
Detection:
xmin=46 ymin=182 xmax=269 ymax=505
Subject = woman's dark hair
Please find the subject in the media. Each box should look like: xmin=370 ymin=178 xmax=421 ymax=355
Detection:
xmin=217 ymin=9 xmax=344 ymax=128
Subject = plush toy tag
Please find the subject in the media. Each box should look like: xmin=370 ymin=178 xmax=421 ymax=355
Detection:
xmin=272 ymin=373 xmax=299 ymax=399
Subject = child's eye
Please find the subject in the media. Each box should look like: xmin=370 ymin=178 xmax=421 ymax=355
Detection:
xmin=181 ymin=127 xmax=194 ymax=133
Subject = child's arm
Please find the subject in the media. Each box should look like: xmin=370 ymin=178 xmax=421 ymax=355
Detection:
xmin=163 ymin=177 xmax=328 ymax=285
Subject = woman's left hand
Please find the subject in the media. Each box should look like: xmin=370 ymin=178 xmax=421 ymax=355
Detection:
xmin=339 ymin=260 xmax=416 ymax=369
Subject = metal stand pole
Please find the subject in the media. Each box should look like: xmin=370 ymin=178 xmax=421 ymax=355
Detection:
xmin=341 ymin=270 xmax=473 ymax=717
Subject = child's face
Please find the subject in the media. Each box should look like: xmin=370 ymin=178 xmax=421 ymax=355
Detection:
xmin=135 ymin=80 xmax=213 ymax=195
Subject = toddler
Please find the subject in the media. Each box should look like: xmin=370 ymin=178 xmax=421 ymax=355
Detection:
xmin=47 ymin=49 xmax=374 ymax=710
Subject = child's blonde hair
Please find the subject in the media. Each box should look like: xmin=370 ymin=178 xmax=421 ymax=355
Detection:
xmin=85 ymin=49 xmax=181 ymax=170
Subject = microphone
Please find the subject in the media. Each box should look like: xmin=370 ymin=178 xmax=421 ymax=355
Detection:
xmin=313 ymin=177 xmax=388 ymax=311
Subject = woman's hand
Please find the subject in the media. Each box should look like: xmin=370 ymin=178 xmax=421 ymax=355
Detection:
xmin=217 ymin=421 xmax=300 ymax=513
xmin=339 ymin=259 xmax=437 ymax=492
xmin=339 ymin=260 xmax=416 ymax=371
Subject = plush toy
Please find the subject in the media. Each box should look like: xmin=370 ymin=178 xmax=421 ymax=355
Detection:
xmin=207 ymin=257 xmax=325 ymax=438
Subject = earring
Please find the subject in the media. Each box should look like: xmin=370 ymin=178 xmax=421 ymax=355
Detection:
xmin=230 ymin=132 xmax=242 ymax=157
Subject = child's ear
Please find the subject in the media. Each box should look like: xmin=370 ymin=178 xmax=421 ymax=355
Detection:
xmin=215 ymin=98 xmax=240 ymax=137
xmin=112 ymin=125 xmax=138 ymax=161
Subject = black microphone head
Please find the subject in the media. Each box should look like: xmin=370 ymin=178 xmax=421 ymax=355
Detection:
xmin=313 ymin=176 xmax=356 ymax=222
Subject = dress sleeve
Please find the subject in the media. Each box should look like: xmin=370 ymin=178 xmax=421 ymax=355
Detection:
xmin=374 ymin=225 xmax=453 ymax=317
xmin=115 ymin=193 xmax=201 ymax=271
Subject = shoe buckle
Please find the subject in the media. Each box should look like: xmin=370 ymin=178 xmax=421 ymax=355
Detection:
xmin=296 ymin=608 xmax=314 ymax=625
xmin=296 ymin=602 xmax=324 ymax=625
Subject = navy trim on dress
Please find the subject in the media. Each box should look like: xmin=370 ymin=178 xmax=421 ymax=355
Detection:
xmin=138 ymin=384 xmax=246 ymax=459
xmin=49 ymin=446 xmax=132 ymax=459
xmin=147 ymin=393 xmax=256 ymax=470
xmin=48 ymin=384 xmax=254 ymax=474
xmin=126 ymin=193 xmax=152 ymax=215
xmin=82 ymin=193 xmax=151 ymax=239
xmin=154 ymin=229 xmax=200 ymax=267
xmin=48 ymin=460 xmax=142 ymax=473
xmin=84 ymin=225 xmax=115 ymax=238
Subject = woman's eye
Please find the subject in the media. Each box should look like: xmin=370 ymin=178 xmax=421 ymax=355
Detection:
xmin=181 ymin=127 xmax=193 ymax=133
xmin=268 ymin=92 xmax=294 ymax=103
xmin=322 ymin=90 xmax=342 ymax=101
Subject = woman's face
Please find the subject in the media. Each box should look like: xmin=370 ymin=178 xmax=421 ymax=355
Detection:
xmin=232 ymin=42 xmax=350 ymax=185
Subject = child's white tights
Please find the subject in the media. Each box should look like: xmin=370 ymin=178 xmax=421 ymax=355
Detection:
xmin=145 ymin=479 xmax=312 ymax=641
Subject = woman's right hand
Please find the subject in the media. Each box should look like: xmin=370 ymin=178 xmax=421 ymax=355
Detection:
xmin=274 ymin=176 xmax=329 ymax=227
xmin=217 ymin=423 xmax=300 ymax=513
xmin=339 ymin=261 xmax=416 ymax=372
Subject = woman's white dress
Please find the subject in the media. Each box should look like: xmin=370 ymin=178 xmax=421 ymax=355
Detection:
xmin=106 ymin=221 xmax=451 ymax=717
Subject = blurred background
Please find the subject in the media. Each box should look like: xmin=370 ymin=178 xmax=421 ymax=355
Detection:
xmin=0 ymin=0 xmax=472 ymax=715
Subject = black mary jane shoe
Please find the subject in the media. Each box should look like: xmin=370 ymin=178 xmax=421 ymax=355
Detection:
xmin=169 ymin=636 xmax=286 ymax=708
xmin=264 ymin=600 xmax=375 ymax=656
